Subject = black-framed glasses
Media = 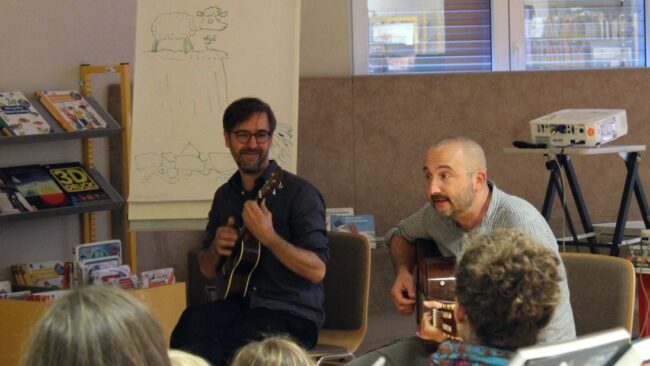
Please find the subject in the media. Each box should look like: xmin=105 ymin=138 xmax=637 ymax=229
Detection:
xmin=230 ymin=130 xmax=272 ymax=144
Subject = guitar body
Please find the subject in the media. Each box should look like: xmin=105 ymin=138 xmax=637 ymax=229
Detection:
xmin=217 ymin=168 xmax=283 ymax=299
xmin=222 ymin=234 xmax=262 ymax=299
xmin=415 ymin=240 xmax=458 ymax=339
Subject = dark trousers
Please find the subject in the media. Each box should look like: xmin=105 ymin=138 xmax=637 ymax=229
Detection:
xmin=170 ymin=299 xmax=318 ymax=366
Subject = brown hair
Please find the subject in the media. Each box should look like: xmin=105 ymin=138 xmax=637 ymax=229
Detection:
xmin=456 ymin=229 xmax=561 ymax=350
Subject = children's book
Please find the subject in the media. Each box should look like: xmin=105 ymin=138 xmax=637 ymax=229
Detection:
xmin=36 ymin=90 xmax=108 ymax=132
xmin=45 ymin=162 xmax=110 ymax=205
xmin=0 ymin=170 xmax=33 ymax=214
xmin=0 ymin=91 xmax=51 ymax=136
xmin=326 ymin=207 xmax=354 ymax=231
xmin=72 ymin=240 xmax=121 ymax=288
xmin=78 ymin=255 xmax=121 ymax=286
xmin=0 ymin=165 xmax=69 ymax=210
xmin=140 ymin=268 xmax=175 ymax=288
xmin=331 ymin=214 xmax=377 ymax=248
xmin=73 ymin=239 xmax=122 ymax=263
xmin=22 ymin=260 xmax=66 ymax=288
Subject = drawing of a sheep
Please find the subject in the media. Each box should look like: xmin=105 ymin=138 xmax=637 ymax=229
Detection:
xmin=151 ymin=6 xmax=228 ymax=53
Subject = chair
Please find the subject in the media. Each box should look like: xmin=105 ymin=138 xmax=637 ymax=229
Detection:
xmin=310 ymin=231 xmax=372 ymax=365
xmin=560 ymin=252 xmax=636 ymax=336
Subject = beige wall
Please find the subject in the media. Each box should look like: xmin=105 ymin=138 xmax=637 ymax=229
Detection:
xmin=300 ymin=0 xmax=352 ymax=77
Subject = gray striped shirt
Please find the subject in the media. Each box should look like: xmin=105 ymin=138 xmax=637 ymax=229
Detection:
xmin=393 ymin=181 xmax=576 ymax=344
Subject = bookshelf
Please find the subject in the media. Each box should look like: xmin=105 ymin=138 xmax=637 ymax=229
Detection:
xmin=0 ymin=65 xmax=186 ymax=366
xmin=0 ymin=64 xmax=135 ymax=264
xmin=0 ymin=94 xmax=125 ymax=223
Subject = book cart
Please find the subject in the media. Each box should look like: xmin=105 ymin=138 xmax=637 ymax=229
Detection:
xmin=0 ymin=64 xmax=186 ymax=366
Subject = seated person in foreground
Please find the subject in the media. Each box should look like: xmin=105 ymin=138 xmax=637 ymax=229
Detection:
xmin=420 ymin=229 xmax=561 ymax=365
xmin=21 ymin=285 xmax=190 ymax=366
xmin=230 ymin=335 xmax=316 ymax=366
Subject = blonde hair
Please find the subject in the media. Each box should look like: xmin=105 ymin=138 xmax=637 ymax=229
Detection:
xmin=22 ymin=285 xmax=171 ymax=366
xmin=230 ymin=335 xmax=315 ymax=366
xmin=168 ymin=349 xmax=211 ymax=366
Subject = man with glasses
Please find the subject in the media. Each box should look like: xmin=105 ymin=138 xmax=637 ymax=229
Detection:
xmin=171 ymin=97 xmax=329 ymax=366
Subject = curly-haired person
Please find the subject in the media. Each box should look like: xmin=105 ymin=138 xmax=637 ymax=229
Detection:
xmin=420 ymin=229 xmax=562 ymax=366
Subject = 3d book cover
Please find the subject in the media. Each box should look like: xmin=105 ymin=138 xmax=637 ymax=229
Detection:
xmin=45 ymin=162 xmax=110 ymax=205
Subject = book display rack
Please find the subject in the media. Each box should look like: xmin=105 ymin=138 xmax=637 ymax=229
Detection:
xmin=0 ymin=64 xmax=134 ymax=266
xmin=0 ymin=91 xmax=124 ymax=222
xmin=0 ymin=65 xmax=186 ymax=366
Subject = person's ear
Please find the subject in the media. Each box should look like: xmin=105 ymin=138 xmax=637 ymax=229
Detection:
xmin=224 ymin=131 xmax=230 ymax=148
xmin=473 ymin=169 xmax=487 ymax=190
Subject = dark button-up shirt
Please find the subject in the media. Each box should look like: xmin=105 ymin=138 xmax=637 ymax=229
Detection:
xmin=202 ymin=160 xmax=329 ymax=327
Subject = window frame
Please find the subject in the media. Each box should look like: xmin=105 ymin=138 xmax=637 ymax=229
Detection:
xmin=352 ymin=0 xmax=650 ymax=74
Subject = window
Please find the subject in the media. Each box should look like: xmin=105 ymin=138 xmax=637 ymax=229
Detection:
xmin=353 ymin=0 xmax=648 ymax=74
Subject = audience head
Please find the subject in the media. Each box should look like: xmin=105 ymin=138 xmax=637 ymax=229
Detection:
xmin=455 ymin=229 xmax=561 ymax=350
xmin=168 ymin=349 xmax=211 ymax=366
xmin=424 ymin=136 xmax=488 ymax=220
xmin=22 ymin=285 xmax=171 ymax=366
xmin=223 ymin=97 xmax=277 ymax=134
xmin=230 ymin=335 xmax=315 ymax=366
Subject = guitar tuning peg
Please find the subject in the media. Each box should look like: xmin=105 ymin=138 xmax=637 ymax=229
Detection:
xmin=272 ymin=188 xmax=276 ymax=195
xmin=278 ymin=182 xmax=283 ymax=189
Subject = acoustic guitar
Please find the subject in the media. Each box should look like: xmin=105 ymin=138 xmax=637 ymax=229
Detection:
xmin=415 ymin=240 xmax=459 ymax=339
xmin=219 ymin=168 xmax=283 ymax=299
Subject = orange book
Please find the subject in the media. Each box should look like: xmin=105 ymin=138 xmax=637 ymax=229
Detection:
xmin=36 ymin=91 xmax=108 ymax=132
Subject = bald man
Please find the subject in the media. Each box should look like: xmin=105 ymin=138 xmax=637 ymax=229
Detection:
xmin=348 ymin=136 xmax=575 ymax=366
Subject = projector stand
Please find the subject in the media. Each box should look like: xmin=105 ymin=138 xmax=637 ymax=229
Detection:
xmin=504 ymin=145 xmax=650 ymax=256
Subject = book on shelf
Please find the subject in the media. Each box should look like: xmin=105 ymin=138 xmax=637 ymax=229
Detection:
xmin=0 ymin=164 xmax=70 ymax=211
xmin=325 ymin=207 xmax=354 ymax=231
xmin=73 ymin=239 xmax=122 ymax=263
xmin=45 ymin=162 xmax=110 ymax=205
xmin=71 ymin=239 xmax=122 ymax=287
xmin=0 ymin=91 xmax=51 ymax=136
xmin=330 ymin=214 xmax=377 ymax=248
xmin=0 ymin=170 xmax=34 ymax=214
xmin=36 ymin=90 xmax=108 ymax=132
xmin=9 ymin=260 xmax=68 ymax=289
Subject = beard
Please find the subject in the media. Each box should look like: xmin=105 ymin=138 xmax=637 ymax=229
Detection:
xmin=430 ymin=183 xmax=475 ymax=219
xmin=233 ymin=146 xmax=270 ymax=174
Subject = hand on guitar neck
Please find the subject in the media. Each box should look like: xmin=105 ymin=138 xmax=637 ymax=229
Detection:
xmin=419 ymin=300 xmax=459 ymax=343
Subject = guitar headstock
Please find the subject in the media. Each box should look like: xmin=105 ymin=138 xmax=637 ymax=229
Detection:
xmin=257 ymin=168 xmax=282 ymax=201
